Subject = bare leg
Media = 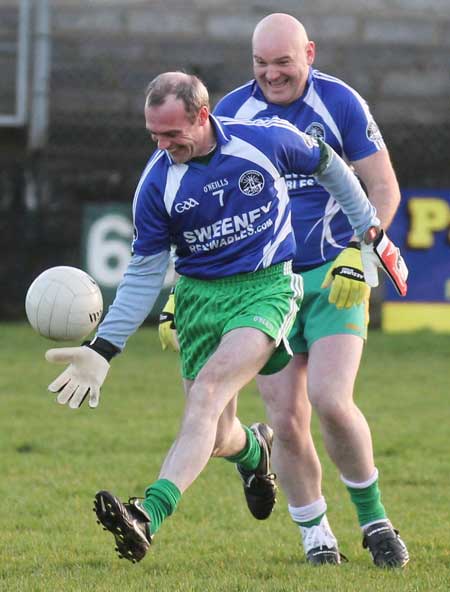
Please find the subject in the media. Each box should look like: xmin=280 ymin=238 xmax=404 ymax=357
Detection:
xmin=307 ymin=334 xmax=374 ymax=481
xmin=212 ymin=394 xmax=247 ymax=456
xmin=257 ymin=354 xmax=322 ymax=507
xmin=179 ymin=380 xmax=246 ymax=457
xmin=158 ymin=327 xmax=274 ymax=492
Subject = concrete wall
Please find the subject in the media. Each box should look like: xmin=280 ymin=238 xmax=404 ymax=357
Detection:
xmin=46 ymin=0 xmax=449 ymax=124
xmin=44 ymin=0 xmax=450 ymax=188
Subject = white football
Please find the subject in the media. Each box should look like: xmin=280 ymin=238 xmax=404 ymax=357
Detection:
xmin=25 ymin=266 xmax=103 ymax=341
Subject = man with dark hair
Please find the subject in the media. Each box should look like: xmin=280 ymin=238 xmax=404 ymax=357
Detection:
xmin=46 ymin=71 xmax=402 ymax=564
xmin=145 ymin=73 xmax=210 ymax=121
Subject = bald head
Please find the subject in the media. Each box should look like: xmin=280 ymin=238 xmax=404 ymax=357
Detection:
xmin=145 ymin=71 xmax=210 ymax=122
xmin=252 ymin=13 xmax=309 ymax=48
xmin=252 ymin=13 xmax=315 ymax=105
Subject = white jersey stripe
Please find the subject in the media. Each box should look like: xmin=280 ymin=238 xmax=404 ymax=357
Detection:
xmin=235 ymin=96 xmax=268 ymax=120
xmin=313 ymin=72 xmax=385 ymax=151
xmin=314 ymin=71 xmax=372 ymax=119
xmin=223 ymin=115 xmax=307 ymax=140
xmin=258 ymin=213 xmax=292 ymax=269
xmin=271 ymin=176 xmax=290 ymax=234
xmin=210 ymin=114 xmax=231 ymax=143
xmin=259 ymin=177 xmax=291 ymax=267
xmin=221 ymin=134 xmax=280 ymax=180
xmin=164 ymin=163 xmax=189 ymax=215
xmin=132 ymin=150 xmax=165 ymax=217
xmin=221 ymin=134 xmax=292 ymax=270
xmin=303 ymin=84 xmax=344 ymax=149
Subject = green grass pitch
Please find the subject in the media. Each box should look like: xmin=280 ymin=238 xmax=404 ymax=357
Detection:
xmin=1 ymin=323 xmax=449 ymax=591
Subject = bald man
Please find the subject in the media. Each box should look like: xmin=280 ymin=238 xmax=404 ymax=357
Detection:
xmin=214 ymin=13 xmax=409 ymax=568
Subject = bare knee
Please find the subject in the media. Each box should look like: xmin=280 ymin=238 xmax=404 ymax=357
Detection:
xmin=189 ymin=375 xmax=238 ymax=456
xmin=188 ymin=374 xmax=222 ymax=419
xmin=309 ymin=385 xmax=355 ymax=427
xmin=261 ymin=393 xmax=312 ymax=449
xmin=266 ymin=406 xmax=311 ymax=457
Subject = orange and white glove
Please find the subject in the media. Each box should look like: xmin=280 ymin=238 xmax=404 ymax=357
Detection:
xmin=360 ymin=229 xmax=408 ymax=296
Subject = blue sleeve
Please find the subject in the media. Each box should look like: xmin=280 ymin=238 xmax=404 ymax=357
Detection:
xmin=340 ymin=88 xmax=385 ymax=161
xmin=96 ymin=251 xmax=169 ymax=350
xmin=132 ymin=170 xmax=172 ymax=256
xmin=271 ymin=119 xmax=322 ymax=175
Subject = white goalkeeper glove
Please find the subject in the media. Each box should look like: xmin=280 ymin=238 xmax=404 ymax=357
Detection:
xmin=360 ymin=228 xmax=408 ymax=296
xmin=46 ymin=346 xmax=110 ymax=409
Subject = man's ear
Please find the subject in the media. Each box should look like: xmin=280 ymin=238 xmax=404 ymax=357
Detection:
xmin=306 ymin=40 xmax=316 ymax=66
xmin=198 ymin=105 xmax=210 ymax=125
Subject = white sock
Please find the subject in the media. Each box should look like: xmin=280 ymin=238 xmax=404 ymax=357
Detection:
xmin=340 ymin=467 xmax=379 ymax=489
xmin=288 ymin=496 xmax=327 ymax=524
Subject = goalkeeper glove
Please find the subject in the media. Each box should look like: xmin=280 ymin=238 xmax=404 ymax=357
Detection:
xmin=46 ymin=337 xmax=118 ymax=409
xmin=360 ymin=229 xmax=408 ymax=296
xmin=158 ymin=290 xmax=179 ymax=352
xmin=321 ymin=242 xmax=370 ymax=309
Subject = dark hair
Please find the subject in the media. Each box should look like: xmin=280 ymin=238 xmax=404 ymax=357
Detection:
xmin=145 ymin=72 xmax=210 ymax=123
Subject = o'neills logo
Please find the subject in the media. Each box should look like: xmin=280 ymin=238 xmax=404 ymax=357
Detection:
xmin=239 ymin=170 xmax=265 ymax=196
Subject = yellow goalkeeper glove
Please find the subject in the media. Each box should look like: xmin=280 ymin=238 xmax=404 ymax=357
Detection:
xmin=321 ymin=243 xmax=370 ymax=309
xmin=158 ymin=290 xmax=179 ymax=352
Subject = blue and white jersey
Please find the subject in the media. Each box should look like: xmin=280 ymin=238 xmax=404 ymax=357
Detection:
xmin=132 ymin=114 xmax=322 ymax=279
xmin=214 ymin=68 xmax=385 ymax=270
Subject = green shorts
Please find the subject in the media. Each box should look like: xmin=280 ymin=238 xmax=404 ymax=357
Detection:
xmin=174 ymin=261 xmax=303 ymax=380
xmin=289 ymin=260 xmax=369 ymax=353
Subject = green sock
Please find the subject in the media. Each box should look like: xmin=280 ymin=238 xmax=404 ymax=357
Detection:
xmin=224 ymin=425 xmax=261 ymax=471
xmin=346 ymin=479 xmax=387 ymax=527
xmin=141 ymin=478 xmax=181 ymax=535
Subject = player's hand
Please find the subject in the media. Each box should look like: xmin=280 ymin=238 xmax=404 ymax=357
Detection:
xmin=46 ymin=346 xmax=110 ymax=409
xmin=360 ymin=229 xmax=408 ymax=296
xmin=158 ymin=290 xmax=179 ymax=352
xmin=321 ymin=243 xmax=370 ymax=309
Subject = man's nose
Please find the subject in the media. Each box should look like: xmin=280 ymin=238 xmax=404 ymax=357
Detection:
xmin=157 ymin=137 xmax=171 ymax=150
xmin=265 ymin=65 xmax=280 ymax=81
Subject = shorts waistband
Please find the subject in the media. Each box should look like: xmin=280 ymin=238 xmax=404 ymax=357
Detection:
xmin=182 ymin=260 xmax=292 ymax=285
xmin=294 ymin=260 xmax=331 ymax=273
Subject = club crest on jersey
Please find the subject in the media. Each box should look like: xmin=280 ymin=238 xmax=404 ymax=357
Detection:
xmin=366 ymin=119 xmax=382 ymax=143
xmin=239 ymin=170 xmax=265 ymax=196
xmin=305 ymin=122 xmax=325 ymax=141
